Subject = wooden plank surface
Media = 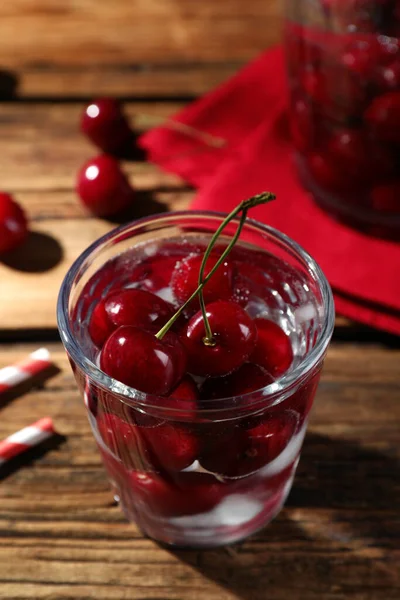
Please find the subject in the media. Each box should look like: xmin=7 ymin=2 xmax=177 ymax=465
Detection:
xmin=0 ymin=101 xmax=358 ymax=333
xmin=0 ymin=2 xmax=399 ymax=598
xmin=0 ymin=102 xmax=193 ymax=331
xmin=0 ymin=0 xmax=281 ymax=98
xmin=0 ymin=341 xmax=399 ymax=600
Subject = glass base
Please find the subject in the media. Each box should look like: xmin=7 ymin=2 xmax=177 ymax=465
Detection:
xmin=96 ymin=414 xmax=307 ymax=548
xmin=118 ymin=477 xmax=293 ymax=548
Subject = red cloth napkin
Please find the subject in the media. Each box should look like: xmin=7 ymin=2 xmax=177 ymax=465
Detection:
xmin=140 ymin=47 xmax=400 ymax=335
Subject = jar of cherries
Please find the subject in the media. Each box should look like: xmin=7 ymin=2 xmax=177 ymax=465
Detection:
xmin=285 ymin=0 xmax=400 ymax=239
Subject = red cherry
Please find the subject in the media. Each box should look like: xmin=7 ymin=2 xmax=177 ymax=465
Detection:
xmin=301 ymin=67 xmax=365 ymax=118
xmin=129 ymin=471 xmax=224 ymax=517
xmin=290 ymin=96 xmax=316 ymax=152
xmin=131 ymin=255 xmax=184 ymax=295
xmin=100 ymin=326 xmax=186 ymax=395
xmin=328 ymin=129 xmax=367 ymax=175
xmin=201 ymin=417 xmax=296 ymax=478
xmin=244 ymin=418 xmax=296 ymax=468
xmin=364 ymin=92 xmax=400 ymax=143
xmin=111 ymin=290 xmax=174 ymax=331
xmin=0 ymin=193 xmax=28 ymax=254
xmin=374 ymin=61 xmax=400 ymax=91
xmin=76 ymin=154 xmax=135 ymax=217
xmin=171 ymin=253 xmax=233 ymax=308
xmin=89 ymin=289 xmax=174 ymax=347
xmin=97 ymin=413 xmax=152 ymax=470
xmin=307 ymin=152 xmax=350 ymax=192
xmin=301 ymin=69 xmax=330 ymax=106
xmin=251 ymin=319 xmax=293 ymax=378
xmin=376 ymin=36 xmax=400 ymax=65
xmin=182 ymin=301 xmax=257 ymax=377
xmin=81 ymin=98 xmax=134 ymax=155
xmin=201 ymin=363 xmax=274 ymax=400
xmin=327 ymin=128 xmax=394 ymax=182
xmin=371 ymin=181 xmax=400 ymax=212
xmin=169 ymin=375 xmax=198 ymax=403
xmin=143 ymin=423 xmax=198 ymax=471
xmin=332 ymin=70 xmax=367 ymax=118
xmin=166 ymin=375 xmax=199 ymax=419
xmin=340 ymin=40 xmax=379 ymax=78
xmin=88 ymin=301 xmax=112 ymax=347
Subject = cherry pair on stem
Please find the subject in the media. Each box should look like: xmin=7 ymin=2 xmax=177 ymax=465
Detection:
xmin=100 ymin=192 xmax=276 ymax=396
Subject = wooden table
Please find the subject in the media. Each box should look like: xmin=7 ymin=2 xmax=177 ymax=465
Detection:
xmin=0 ymin=2 xmax=399 ymax=598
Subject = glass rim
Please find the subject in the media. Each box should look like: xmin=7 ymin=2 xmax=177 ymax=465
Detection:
xmin=57 ymin=210 xmax=335 ymax=412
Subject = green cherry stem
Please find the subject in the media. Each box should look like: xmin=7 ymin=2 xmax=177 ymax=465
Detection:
xmin=197 ymin=191 xmax=275 ymax=345
xmin=198 ymin=209 xmax=248 ymax=346
xmin=155 ymin=191 xmax=276 ymax=341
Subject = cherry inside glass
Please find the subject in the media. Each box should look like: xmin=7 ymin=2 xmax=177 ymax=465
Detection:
xmin=57 ymin=212 xmax=334 ymax=548
xmin=285 ymin=0 xmax=400 ymax=239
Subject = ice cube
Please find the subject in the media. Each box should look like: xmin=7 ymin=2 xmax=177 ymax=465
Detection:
xmin=155 ymin=287 xmax=175 ymax=304
xmin=143 ymin=243 xmax=158 ymax=257
xmin=170 ymin=494 xmax=263 ymax=528
xmin=259 ymin=421 xmax=307 ymax=478
xmin=215 ymin=494 xmax=263 ymax=526
xmin=246 ymin=298 xmax=271 ymax=319
xmin=294 ymin=303 xmax=317 ymax=324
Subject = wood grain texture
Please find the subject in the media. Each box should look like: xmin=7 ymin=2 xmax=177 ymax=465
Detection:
xmin=0 ymin=101 xmax=354 ymax=333
xmin=0 ymin=342 xmax=399 ymax=600
xmin=0 ymin=0 xmax=281 ymax=98
xmin=0 ymin=3 xmax=398 ymax=599
xmin=0 ymin=102 xmax=360 ymax=333
xmin=0 ymin=101 xmax=193 ymax=331
xmin=0 ymin=102 xmax=184 ymax=191
xmin=19 ymin=63 xmax=241 ymax=99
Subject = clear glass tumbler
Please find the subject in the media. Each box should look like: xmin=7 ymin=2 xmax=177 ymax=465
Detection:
xmin=285 ymin=0 xmax=400 ymax=239
xmin=57 ymin=212 xmax=334 ymax=548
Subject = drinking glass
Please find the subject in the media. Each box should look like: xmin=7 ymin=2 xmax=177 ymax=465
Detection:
xmin=57 ymin=211 xmax=334 ymax=547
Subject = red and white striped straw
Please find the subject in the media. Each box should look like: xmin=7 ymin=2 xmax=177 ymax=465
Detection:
xmin=0 ymin=417 xmax=56 ymax=466
xmin=0 ymin=348 xmax=52 ymax=394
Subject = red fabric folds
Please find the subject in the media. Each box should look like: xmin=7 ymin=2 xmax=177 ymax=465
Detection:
xmin=140 ymin=47 xmax=400 ymax=335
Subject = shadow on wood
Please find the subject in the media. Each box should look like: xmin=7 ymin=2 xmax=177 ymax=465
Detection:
xmin=106 ymin=190 xmax=167 ymax=225
xmin=333 ymin=322 xmax=400 ymax=347
xmin=0 ymin=231 xmax=63 ymax=272
xmin=89 ymin=133 xmax=148 ymax=161
xmin=290 ymin=432 xmax=400 ymax=511
xmin=333 ymin=290 xmax=400 ymax=347
xmin=0 ymin=68 xmax=18 ymax=99
xmin=168 ymin=433 xmax=399 ymax=599
xmin=114 ymin=134 xmax=148 ymax=161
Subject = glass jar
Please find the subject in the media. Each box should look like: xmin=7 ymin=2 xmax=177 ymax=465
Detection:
xmin=57 ymin=212 xmax=334 ymax=548
xmin=285 ymin=0 xmax=400 ymax=239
